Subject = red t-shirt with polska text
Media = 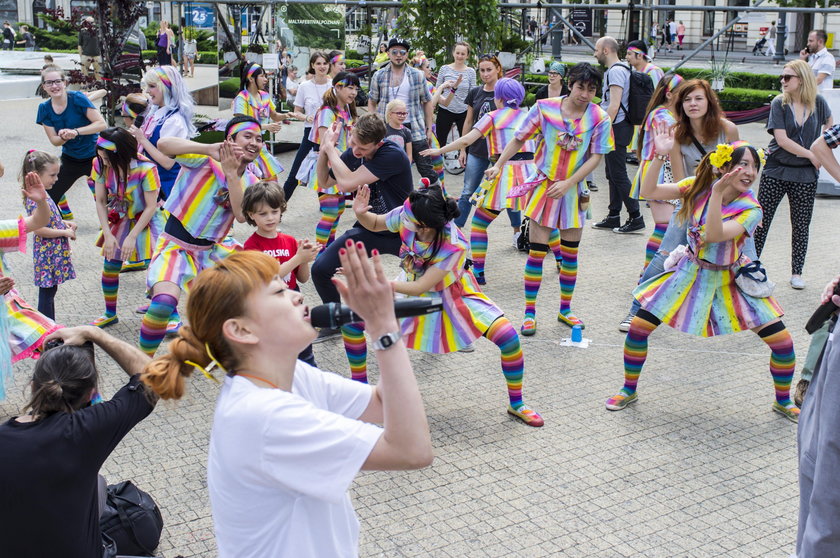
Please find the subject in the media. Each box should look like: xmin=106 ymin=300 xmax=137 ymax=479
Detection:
xmin=243 ymin=232 xmax=300 ymax=289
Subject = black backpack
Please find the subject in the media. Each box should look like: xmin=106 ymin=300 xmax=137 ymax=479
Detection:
xmin=100 ymin=481 xmax=164 ymax=556
xmin=607 ymin=62 xmax=654 ymax=126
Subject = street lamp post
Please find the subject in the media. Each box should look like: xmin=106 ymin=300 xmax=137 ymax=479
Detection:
xmin=773 ymin=11 xmax=786 ymax=64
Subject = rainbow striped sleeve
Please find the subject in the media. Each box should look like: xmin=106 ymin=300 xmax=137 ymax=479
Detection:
xmin=473 ymin=113 xmax=494 ymax=137
xmin=0 ymin=218 xmax=26 ymax=255
xmin=731 ymin=196 xmax=762 ymax=236
xmin=384 ymin=206 xmax=404 ymax=233
xmin=140 ymin=160 xmax=161 ymax=194
xmin=590 ymin=107 xmax=615 ymax=155
xmin=88 ymin=157 xmax=103 ymax=194
xmin=266 ymin=92 xmax=276 ymax=114
xmin=176 ymin=153 xmax=210 ymax=169
xmin=232 ymin=92 xmax=250 ymax=117
xmin=515 ymin=103 xmax=543 ymax=142
xmin=311 ymin=107 xmax=337 ymax=145
xmin=430 ymin=235 xmax=466 ymax=273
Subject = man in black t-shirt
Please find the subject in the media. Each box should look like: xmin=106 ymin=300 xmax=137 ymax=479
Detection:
xmin=312 ymin=113 xmax=413 ymax=340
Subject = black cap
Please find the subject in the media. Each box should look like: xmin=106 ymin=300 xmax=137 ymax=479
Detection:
xmin=388 ymin=37 xmax=410 ymax=51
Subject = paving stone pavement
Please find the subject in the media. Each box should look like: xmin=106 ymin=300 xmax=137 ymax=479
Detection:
xmin=2 ymin=98 xmax=838 ymax=557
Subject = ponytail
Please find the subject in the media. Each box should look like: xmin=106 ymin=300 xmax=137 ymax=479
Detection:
xmin=141 ymin=326 xmax=207 ymax=400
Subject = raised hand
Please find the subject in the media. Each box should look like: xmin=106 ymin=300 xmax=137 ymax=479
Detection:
xmin=297 ymin=238 xmax=321 ymax=263
xmin=353 ymin=184 xmax=372 ymax=216
xmin=713 ymin=167 xmax=744 ymax=193
xmin=333 ymin=240 xmax=397 ymax=333
xmin=652 ymin=121 xmax=675 ymax=157
xmin=23 ymin=172 xmax=48 ymax=202
xmin=0 ymin=276 xmax=14 ymax=295
xmin=220 ymin=139 xmax=243 ymax=174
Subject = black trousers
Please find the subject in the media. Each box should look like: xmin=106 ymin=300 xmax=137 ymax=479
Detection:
xmin=435 ymin=107 xmax=468 ymax=147
xmin=51 ymin=153 xmax=93 ymax=205
xmin=604 ymin=120 xmax=639 ymax=217
xmin=311 ymin=225 xmax=403 ymax=304
xmin=283 ymin=128 xmax=315 ymax=201
xmin=412 ymin=139 xmax=439 ymax=186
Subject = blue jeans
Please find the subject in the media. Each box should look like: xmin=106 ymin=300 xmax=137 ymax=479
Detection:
xmin=629 ymin=209 xmax=759 ymax=315
xmin=454 ymin=154 xmax=521 ymax=228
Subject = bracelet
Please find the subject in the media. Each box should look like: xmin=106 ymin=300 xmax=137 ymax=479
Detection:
xmin=654 ymin=153 xmax=668 ymax=161
xmin=74 ymin=128 xmax=80 ymax=137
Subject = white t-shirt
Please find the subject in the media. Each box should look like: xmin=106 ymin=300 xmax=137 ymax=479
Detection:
xmin=286 ymin=78 xmax=299 ymax=103
xmin=208 ymin=363 xmax=383 ymax=558
xmin=393 ymin=70 xmax=411 ymax=105
xmin=294 ymin=79 xmax=331 ymax=121
xmin=809 ymin=48 xmax=836 ymax=92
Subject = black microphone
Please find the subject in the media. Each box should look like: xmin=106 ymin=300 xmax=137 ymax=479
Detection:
xmin=806 ymin=282 xmax=840 ymax=334
xmin=310 ymin=297 xmax=443 ymax=329
xmin=133 ymin=114 xmax=145 ymax=129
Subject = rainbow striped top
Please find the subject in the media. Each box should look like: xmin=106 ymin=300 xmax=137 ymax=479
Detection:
xmin=0 ymin=218 xmax=26 ymax=275
xmin=308 ymin=106 xmax=354 ymax=151
xmin=680 ymin=177 xmax=763 ymax=266
xmin=640 ymin=105 xmax=676 ymax=161
xmin=643 ymin=63 xmax=665 ymax=88
xmin=515 ymin=97 xmax=614 ymax=181
xmin=473 ymin=107 xmax=537 ymax=156
xmin=164 ymin=154 xmax=259 ymax=242
xmin=232 ymin=89 xmax=275 ymax=126
xmin=89 ymin=156 xmax=161 ymax=220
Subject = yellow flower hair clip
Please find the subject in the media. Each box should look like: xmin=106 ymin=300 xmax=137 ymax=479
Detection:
xmin=756 ymin=147 xmax=766 ymax=167
xmin=708 ymin=144 xmax=734 ymax=169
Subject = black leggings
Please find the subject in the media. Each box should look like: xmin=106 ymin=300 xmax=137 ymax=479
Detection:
xmin=283 ymin=128 xmax=315 ymax=201
xmin=38 ymin=286 xmax=57 ymax=320
xmin=435 ymin=108 xmax=468 ymax=147
xmin=753 ymin=174 xmax=818 ymax=275
xmin=51 ymin=153 xmax=93 ymax=206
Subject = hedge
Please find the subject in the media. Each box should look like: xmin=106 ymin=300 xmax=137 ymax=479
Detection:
xmin=141 ymin=50 xmax=217 ymax=64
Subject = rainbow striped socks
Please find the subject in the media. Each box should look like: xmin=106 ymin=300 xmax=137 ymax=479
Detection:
xmin=759 ymin=322 xmax=797 ymax=409
xmin=139 ymin=293 xmax=178 ymax=357
xmin=617 ymin=310 xmax=660 ymax=397
xmin=101 ymin=258 xmax=121 ymax=317
xmin=57 ymin=194 xmax=73 ymax=220
xmin=469 ymin=207 xmax=499 ymax=279
xmin=548 ymin=228 xmax=564 ymax=271
xmin=316 ymin=194 xmax=346 ymax=247
xmin=558 ymin=239 xmax=581 ymax=326
xmin=486 ymin=318 xmax=544 ymax=426
xmin=342 ymin=322 xmax=368 ymax=383
xmin=523 ymin=243 xmax=548 ymax=326
xmin=644 ymin=222 xmax=669 ymax=270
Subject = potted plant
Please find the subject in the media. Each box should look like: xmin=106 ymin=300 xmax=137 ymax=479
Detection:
xmin=708 ymin=57 xmax=732 ymax=92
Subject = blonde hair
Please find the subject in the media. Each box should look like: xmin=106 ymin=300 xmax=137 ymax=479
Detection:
xmin=385 ymin=99 xmax=407 ymax=119
xmin=19 ymin=150 xmax=60 ymax=189
xmin=781 ymin=59 xmax=818 ymax=112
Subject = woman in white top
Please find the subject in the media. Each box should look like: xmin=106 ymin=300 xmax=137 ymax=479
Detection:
xmin=129 ymin=65 xmax=196 ymax=201
xmin=434 ymin=41 xmax=477 ymax=148
xmin=284 ymin=51 xmax=331 ymax=200
xmin=141 ymin=245 xmax=433 ymax=558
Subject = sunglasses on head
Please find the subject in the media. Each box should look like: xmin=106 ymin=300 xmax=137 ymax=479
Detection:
xmin=479 ymin=53 xmax=499 ymax=61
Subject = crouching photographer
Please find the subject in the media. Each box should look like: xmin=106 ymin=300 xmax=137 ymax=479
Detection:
xmin=0 ymin=326 xmax=157 ymax=558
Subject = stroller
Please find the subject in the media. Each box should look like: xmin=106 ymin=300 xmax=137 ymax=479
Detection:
xmin=752 ymin=36 xmax=767 ymax=55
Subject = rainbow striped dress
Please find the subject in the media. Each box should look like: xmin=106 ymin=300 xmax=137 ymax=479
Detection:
xmin=296 ymin=106 xmax=354 ymax=195
xmin=89 ymin=155 xmax=165 ymax=261
xmin=232 ymin=89 xmax=285 ymax=180
xmin=0 ymin=219 xmax=60 ymax=390
xmin=514 ymin=97 xmax=614 ymax=229
xmin=471 ymin=107 xmax=537 ymax=212
xmin=630 ymin=105 xmax=676 ymax=200
xmin=385 ymin=203 xmax=503 ymax=353
xmin=634 ymin=180 xmax=784 ymax=336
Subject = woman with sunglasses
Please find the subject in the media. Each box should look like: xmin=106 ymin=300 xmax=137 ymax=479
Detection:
xmin=754 ymin=59 xmax=832 ymax=290
xmin=35 ymin=64 xmax=106 ymax=219
xmin=455 ymin=54 xmax=521 ymax=242
xmin=534 ymin=61 xmax=569 ymax=101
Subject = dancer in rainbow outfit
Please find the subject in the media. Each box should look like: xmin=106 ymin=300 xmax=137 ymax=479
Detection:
xmin=352 ymin=182 xmax=544 ymax=427
xmin=0 ymin=170 xmax=58 ymax=397
xmin=89 ymin=128 xmax=164 ymax=328
xmin=232 ymin=62 xmax=290 ymax=180
xmin=630 ymin=73 xmax=683 ymax=270
xmin=422 ymin=78 xmax=541 ymax=284
xmin=138 ymin=116 xmax=264 ymax=357
xmin=606 ymin=130 xmax=800 ymax=423
xmin=295 ymin=72 xmax=360 ymax=247
xmin=486 ymin=63 xmax=614 ymax=335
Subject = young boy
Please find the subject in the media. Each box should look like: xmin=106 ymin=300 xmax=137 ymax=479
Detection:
xmin=242 ymin=181 xmax=320 ymax=366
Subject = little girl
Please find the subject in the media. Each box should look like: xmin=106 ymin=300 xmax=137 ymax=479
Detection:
xmin=352 ymin=183 xmax=544 ymax=427
xmin=22 ymin=150 xmax=76 ymax=320
xmin=296 ymin=71 xmax=359 ymax=247
xmin=384 ymin=99 xmax=413 ymax=162
xmin=1 ymin=170 xmax=58 ymax=397
xmin=89 ymin=127 xmax=163 ymax=328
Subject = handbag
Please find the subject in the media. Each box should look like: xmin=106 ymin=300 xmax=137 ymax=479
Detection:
xmin=735 ymin=260 xmax=776 ymax=298
xmin=100 ymin=481 xmax=164 ymax=556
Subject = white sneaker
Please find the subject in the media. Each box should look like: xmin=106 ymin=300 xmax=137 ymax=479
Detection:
xmin=790 ymin=275 xmax=805 ymax=290
xmin=618 ymin=313 xmax=635 ymax=332
xmin=513 ymin=231 xmax=521 ymax=248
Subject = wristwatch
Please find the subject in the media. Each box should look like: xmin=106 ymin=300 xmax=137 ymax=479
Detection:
xmin=372 ymin=331 xmax=402 ymax=351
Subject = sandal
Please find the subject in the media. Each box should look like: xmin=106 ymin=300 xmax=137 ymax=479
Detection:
xmin=557 ymin=311 xmax=585 ymax=329
xmin=507 ymin=404 xmax=544 ymax=427
xmin=772 ymin=401 xmax=800 ymax=423
xmin=605 ymin=391 xmax=637 ymax=411
xmin=91 ymin=315 xmax=119 ymax=329
xmin=520 ymin=318 xmax=537 ymax=336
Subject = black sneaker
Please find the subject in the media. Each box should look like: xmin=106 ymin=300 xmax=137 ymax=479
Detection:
xmin=626 ymin=153 xmax=639 ymax=165
xmin=313 ymin=327 xmax=342 ymax=344
xmin=613 ymin=216 xmax=646 ymax=234
xmin=592 ymin=215 xmax=620 ymax=230
xmin=587 ymin=180 xmax=598 ymax=192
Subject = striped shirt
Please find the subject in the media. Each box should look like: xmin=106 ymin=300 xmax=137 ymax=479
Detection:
xmin=473 ymin=107 xmax=537 ymax=156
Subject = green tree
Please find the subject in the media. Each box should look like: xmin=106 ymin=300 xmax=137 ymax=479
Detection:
xmin=397 ymin=0 xmax=504 ymax=63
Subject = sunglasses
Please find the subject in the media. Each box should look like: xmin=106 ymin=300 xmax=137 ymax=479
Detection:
xmin=780 ymin=74 xmax=797 ymax=82
xmin=390 ymin=49 xmax=407 ymax=56
xmin=479 ymin=53 xmax=499 ymax=61
xmin=392 ymin=111 xmax=408 ymax=116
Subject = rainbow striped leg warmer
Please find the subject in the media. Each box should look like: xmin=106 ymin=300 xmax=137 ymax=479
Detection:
xmin=342 ymin=322 xmax=368 ymax=383
xmin=484 ymin=317 xmax=524 ymax=409
xmin=316 ymin=194 xmax=346 ymax=247
xmin=470 ymin=207 xmax=499 ymax=277
xmin=139 ymin=293 xmax=178 ymax=357
xmin=524 ymin=243 xmax=549 ymax=320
